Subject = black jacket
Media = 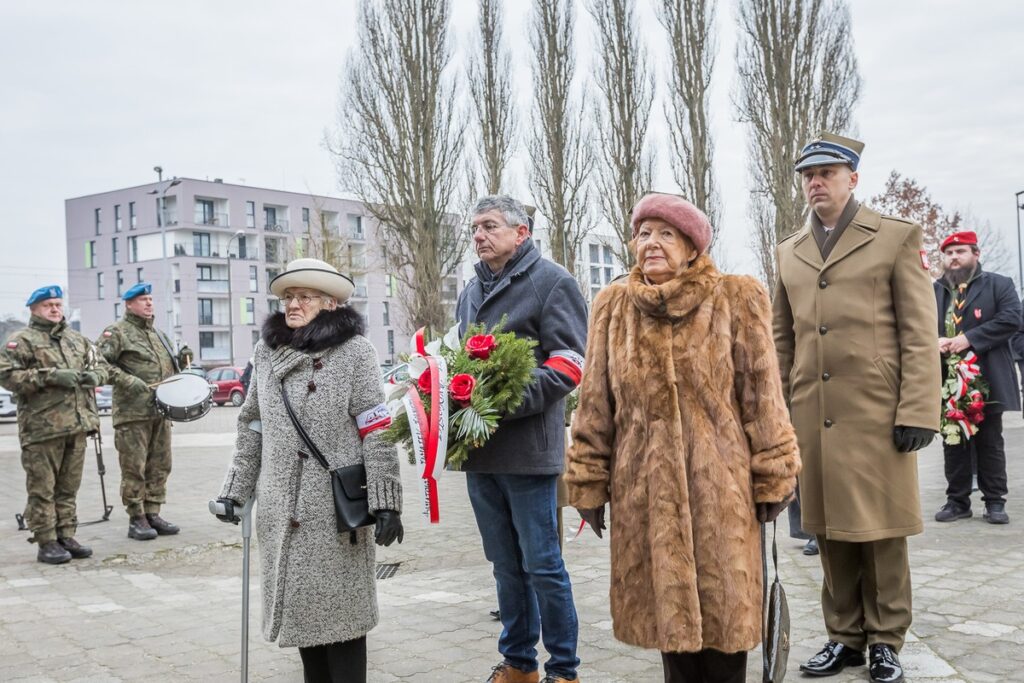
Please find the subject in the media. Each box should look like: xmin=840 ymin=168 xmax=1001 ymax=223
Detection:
xmin=934 ymin=267 xmax=1021 ymax=413
xmin=455 ymin=240 xmax=588 ymax=474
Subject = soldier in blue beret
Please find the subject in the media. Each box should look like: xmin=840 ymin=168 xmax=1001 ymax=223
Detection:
xmin=0 ymin=285 xmax=109 ymax=563
xmin=97 ymin=282 xmax=184 ymax=540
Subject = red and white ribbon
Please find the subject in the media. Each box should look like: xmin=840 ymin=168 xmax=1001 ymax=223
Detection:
xmin=403 ymin=328 xmax=448 ymax=524
xmin=945 ymin=352 xmax=982 ymax=440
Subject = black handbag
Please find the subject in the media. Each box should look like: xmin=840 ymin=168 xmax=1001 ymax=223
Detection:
xmin=281 ymin=388 xmax=375 ymax=544
xmin=762 ymin=521 xmax=790 ymax=682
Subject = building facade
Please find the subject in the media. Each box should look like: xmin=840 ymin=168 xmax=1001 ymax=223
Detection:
xmin=65 ymin=178 xmax=452 ymax=368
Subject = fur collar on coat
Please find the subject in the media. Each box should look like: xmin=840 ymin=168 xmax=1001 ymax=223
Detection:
xmin=626 ymin=254 xmax=721 ymax=320
xmin=261 ymin=307 xmax=365 ymax=353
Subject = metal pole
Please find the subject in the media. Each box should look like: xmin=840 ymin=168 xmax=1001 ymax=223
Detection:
xmin=161 ymin=194 xmax=172 ymax=334
xmin=240 ymin=496 xmax=254 ymax=683
xmin=1015 ymin=190 xmax=1023 ymax=297
xmin=227 ymin=252 xmax=233 ymax=367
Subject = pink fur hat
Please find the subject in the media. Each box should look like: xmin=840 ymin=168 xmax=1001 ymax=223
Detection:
xmin=630 ymin=193 xmax=712 ymax=255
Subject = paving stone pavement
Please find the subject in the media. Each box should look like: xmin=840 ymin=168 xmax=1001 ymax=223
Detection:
xmin=1 ymin=408 xmax=1021 ymax=682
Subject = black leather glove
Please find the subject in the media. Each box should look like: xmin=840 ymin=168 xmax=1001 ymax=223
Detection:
xmin=893 ymin=426 xmax=937 ymax=453
xmin=374 ymin=510 xmax=404 ymax=547
xmin=80 ymin=370 xmax=102 ymax=389
xmin=577 ymin=506 xmax=607 ymax=539
xmin=48 ymin=369 xmax=80 ymax=388
xmin=757 ymin=494 xmax=795 ymax=523
xmin=215 ymin=497 xmax=241 ymax=524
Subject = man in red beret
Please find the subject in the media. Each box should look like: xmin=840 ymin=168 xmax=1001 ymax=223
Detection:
xmin=934 ymin=230 xmax=1021 ymax=525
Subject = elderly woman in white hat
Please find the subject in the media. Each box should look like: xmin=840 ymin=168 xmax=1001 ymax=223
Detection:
xmin=215 ymin=258 xmax=403 ymax=682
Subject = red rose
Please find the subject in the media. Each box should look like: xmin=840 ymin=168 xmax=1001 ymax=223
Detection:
xmin=969 ymin=401 xmax=985 ymax=412
xmin=466 ymin=334 xmax=498 ymax=360
xmin=449 ymin=373 xmax=476 ymax=405
xmin=946 ymin=409 xmax=965 ymax=421
xmin=418 ymin=371 xmax=432 ymax=395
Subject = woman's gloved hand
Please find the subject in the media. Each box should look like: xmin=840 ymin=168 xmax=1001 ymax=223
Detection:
xmin=214 ymin=497 xmax=241 ymax=524
xmin=374 ymin=510 xmax=404 ymax=547
xmin=577 ymin=506 xmax=606 ymax=538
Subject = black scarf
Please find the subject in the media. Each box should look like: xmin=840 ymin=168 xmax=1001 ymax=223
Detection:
xmin=261 ymin=307 xmax=365 ymax=353
xmin=476 ymin=239 xmax=535 ymax=296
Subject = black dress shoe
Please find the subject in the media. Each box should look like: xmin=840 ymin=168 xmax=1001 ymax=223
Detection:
xmin=869 ymin=643 xmax=904 ymax=683
xmin=799 ymin=641 xmax=865 ymax=676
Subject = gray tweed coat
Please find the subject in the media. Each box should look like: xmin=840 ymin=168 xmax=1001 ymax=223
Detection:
xmin=219 ymin=309 xmax=402 ymax=648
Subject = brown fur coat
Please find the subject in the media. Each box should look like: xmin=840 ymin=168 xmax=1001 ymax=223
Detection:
xmin=566 ymin=255 xmax=800 ymax=653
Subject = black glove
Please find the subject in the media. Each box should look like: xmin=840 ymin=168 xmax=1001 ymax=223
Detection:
xmin=893 ymin=426 xmax=937 ymax=453
xmin=215 ymin=497 xmax=241 ymax=524
xmin=577 ymin=506 xmax=606 ymax=539
xmin=80 ymin=370 xmax=102 ymax=389
xmin=757 ymin=494 xmax=795 ymax=523
xmin=374 ymin=510 xmax=404 ymax=547
xmin=48 ymin=369 xmax=80 ymax=388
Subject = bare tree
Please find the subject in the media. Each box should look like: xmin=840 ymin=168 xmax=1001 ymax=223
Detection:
xmin=735 ymin=0 xmax=861 ymax=284
xmin=658 ymin=0 xmax=720 ymax=250
xmin=467 ymin=0 xmax=516 ymax=195
xmin=529 ymin=0 xmax=594 ymax=275
xmin=331 ymin=0 xmax=468 ymax=332
xmin=587 ymin=0 xmax=654 ymax=269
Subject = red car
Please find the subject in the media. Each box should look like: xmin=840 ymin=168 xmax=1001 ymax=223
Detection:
xmin=207 ymin=366 xmax=246 ymax=407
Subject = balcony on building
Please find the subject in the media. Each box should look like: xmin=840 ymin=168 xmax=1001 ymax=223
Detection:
xmin=264 ymin=236 xmax=286 ymax=264
xmin=347 ymin=213 xmax=365 ymax=241
xmin=264 ymin=205 xmax=289 ymax=233
xmin=193 ymin=197 xmax=230 ymax=228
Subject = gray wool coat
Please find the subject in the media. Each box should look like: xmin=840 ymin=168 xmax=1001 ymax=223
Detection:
xmin=219 ymin=322 xmax=402 ymax=649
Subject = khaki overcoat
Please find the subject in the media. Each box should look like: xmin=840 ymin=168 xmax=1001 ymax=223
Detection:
xmin=773 ymin=203 xmax=941 ymax=542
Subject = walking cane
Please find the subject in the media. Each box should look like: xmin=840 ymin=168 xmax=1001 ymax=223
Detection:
xmin=210 ymin=495 xmax=256 ymax=683
xmin=80 ymin=432 xmax=114 ymax=526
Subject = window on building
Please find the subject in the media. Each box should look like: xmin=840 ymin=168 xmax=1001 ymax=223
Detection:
xmin=198 ymin=299 xmax=213 ymax=325
xmin=195 ymin=199 xmax=215 ymax=225
xmin=347 ymin=214 xmax=363 ymax=239
xmin=302 ymin=207 xmax=310 ymax=229
xmin=199 ymin=331 xmax=214 ymax=349
xmin=198 ymin=265 xmax=213 ymax=281
xmin=243 ymin=297 xmax=255 ymax=325
xmin=382 ymin=301 xmax=390 ymax=326
xmin=264 ymin=206 xmax=277 ymax=230
xmin=94 ymin=208 xmax=102 ymax=235
xmin=114 ymin=302 xmax=121 ymax=319
xmin=589 ymin=244 xmax=599 ymax=262
xmin=266 ymin=267 xmax=280 ymax=290
xmin=111 ymin=237 xmax=119 ymax=265
xmin=236 ymin=235 xmax=247 ymax=259
xmin=127 ymin=236 xmax=138 ymax=263
xmin=603 ymin=245 xmax=614 ymax=264
xmin=386 ymin=274 xmax=395 ymax=298
xmin=97 ymin=272 xmax=105 ymax=299
xmin=193 ymin=232 xmax=211 ymax=257
xmin=246 ymin=201 xmax=256 ymax=229
xmin=86 ymin=240 xmax=97 ymax=268
xmin=114 ymin=204 xmax=122 ymax=232
xmin=116 ymin=270 xmax=124 ymax=296
xmin=387 ymin=330 xmax=395 ymax=360
xmin=136 ymin=267 xmax=143 ymax=282
xmin=268 ymin=297 xmax=281 ymax=314
xmin=129 ymin=201 xmax=137 ymax=229
xmin=249 ymin=265 xmax=258 ymax=292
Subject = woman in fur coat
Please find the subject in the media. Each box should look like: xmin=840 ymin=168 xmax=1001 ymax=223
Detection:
xmin=214 ymin=258 xmax=404 ymax=683
xmin=566 ymin=194 xmax=800 ymax=683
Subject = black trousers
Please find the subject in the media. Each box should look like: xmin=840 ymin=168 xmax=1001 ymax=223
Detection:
xmin=298 ymin=636 xmax=367 ymax=683
xmin=661 ymin=649 xmax=747 ymax=683
xmin=943 ymin=408 xmax=1007 ymax=507
xmin=787 ymin=482 xmax=813 ymax=540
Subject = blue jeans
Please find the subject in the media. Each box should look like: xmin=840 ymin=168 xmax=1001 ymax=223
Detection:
xmin=467 ymin=473 xmax=580 ymax=679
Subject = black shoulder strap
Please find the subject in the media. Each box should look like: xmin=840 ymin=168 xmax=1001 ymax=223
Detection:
xmin=153 ymin=328 xmax=181 ymax=373
xmin=761 ymin=521 xmax=779 ymax=669
xmin=281 ymin=386 xmax=331 ymax=471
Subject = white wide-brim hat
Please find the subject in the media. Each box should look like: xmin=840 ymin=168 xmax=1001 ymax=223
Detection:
xmin=269 ymin=258 xmax=355 ymax=303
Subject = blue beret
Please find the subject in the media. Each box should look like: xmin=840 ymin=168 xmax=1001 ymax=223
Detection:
xmin=122 ymin=282 xmax=153 ymax=301
xmin=26 ymin=285 xmax=63 ymax=307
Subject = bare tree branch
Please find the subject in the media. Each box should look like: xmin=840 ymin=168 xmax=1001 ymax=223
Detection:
xmin=735 ymin=0 xmax=861 ymax=285
xmin=467 ymin=0 xmax=516 ymax=195
xmin=528 ymin=0 xmax=595 ymax=277
xmin=330 ymin=0 xmax=469 ymax=332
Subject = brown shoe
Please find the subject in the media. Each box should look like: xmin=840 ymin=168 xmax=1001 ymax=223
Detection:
xmin=145 ymin=513 xmax=180 ymax=535
xmin=486 ymin=662 xmax=540 ymax=683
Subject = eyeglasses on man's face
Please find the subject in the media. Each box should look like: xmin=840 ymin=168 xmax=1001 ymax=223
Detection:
xmin=279 ymin=293 xmax=324 ymax=307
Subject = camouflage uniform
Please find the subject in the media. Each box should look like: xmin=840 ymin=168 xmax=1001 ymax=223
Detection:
xmin=0 ymin=316 xmax=108 ymax=543
xmin=97 ymin=312 xmax=178 ymax=516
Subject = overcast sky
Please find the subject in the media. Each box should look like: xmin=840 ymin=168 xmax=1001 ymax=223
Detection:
xmin=2 ymin=1 xmax=1022 ymax=318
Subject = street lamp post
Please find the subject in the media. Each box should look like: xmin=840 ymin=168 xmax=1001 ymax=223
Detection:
xmin=226 ymin=230 xmax=245 ymax=367
xmin=1015 ymin=190 xmax=1023 ymax=297
xmin=147 ymin=170 xmax=181 ymax=337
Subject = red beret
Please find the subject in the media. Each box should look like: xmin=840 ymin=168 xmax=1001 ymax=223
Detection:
xmin=940 ymin=231 xmax=978 ymax=252
xmin=630 ymin=193 xmax=712 ymax=255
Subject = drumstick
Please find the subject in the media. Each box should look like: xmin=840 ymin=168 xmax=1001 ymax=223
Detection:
xmin=148 ymin=376 xmax=184 ymax=389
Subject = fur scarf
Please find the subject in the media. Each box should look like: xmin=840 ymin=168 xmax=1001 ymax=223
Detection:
xmin=261 ymin=307 xmax=365 ymax=353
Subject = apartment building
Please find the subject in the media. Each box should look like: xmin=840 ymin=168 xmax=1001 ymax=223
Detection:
xmin=65 ymin=178 xmax=460 ymax=368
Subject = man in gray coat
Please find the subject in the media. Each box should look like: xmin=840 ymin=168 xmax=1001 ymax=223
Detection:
xmin=456 ymin=195 xmax=588 ymax=683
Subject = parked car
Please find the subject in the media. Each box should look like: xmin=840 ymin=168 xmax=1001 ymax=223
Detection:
xmin=207 ymin=366 xmax=246 ymax=406
xmin=0 ymin=385 xmax=16 ymax=417
xmin=94 ymin=385 xmax=112 ymax=413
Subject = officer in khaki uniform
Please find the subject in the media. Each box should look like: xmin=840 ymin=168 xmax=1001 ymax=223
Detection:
xmin=773 ymin=133 xmax=941 ymax=683
xmin=97 ymin=282 xmax=183 ymax=540
xmin=0 ymin=285 xmax=108 ymax=564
